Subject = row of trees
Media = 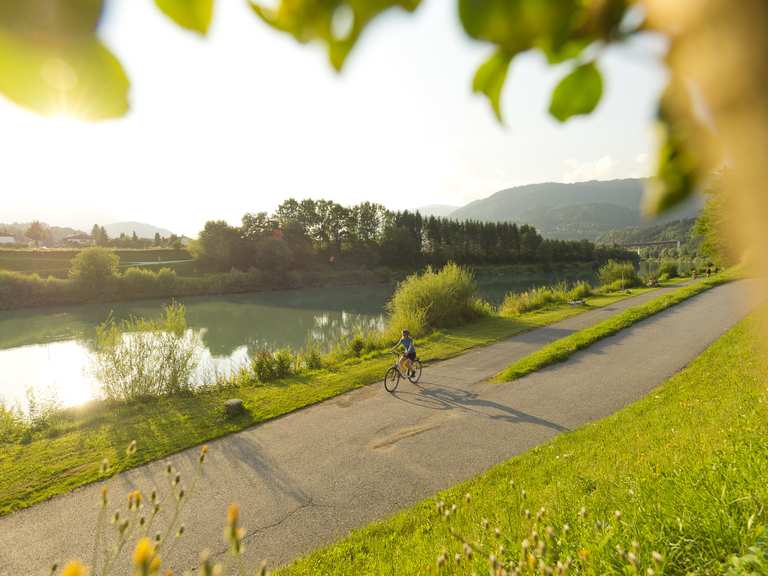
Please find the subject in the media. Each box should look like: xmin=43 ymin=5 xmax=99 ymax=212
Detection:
xmin=193 ymin=198 xmax=635 ymax=272
xmin=89 ymin=225 xmax=184 ymax=249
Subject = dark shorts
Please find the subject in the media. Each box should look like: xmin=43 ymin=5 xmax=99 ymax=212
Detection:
xmin=405 ymin=351 xmax=416 ymax=361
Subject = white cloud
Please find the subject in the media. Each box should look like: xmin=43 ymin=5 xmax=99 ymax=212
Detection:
xmin=563 ymin=155 xmax=616 ymax=183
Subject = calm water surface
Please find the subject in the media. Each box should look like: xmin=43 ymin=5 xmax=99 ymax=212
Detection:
xmin=1 ymin=269 xmax=596 ymax=412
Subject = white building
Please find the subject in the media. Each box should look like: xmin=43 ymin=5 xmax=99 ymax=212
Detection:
xmin=0 ymin=235 xmax=15 ymax=245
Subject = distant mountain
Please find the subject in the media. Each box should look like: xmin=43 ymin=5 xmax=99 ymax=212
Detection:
xmin=416 ymin=204 xmax=459 ymax=218
xmin=448 ymin=179 xmax=702 ymax=240
xmin=104 ymin=222 xmax=174 ymax=239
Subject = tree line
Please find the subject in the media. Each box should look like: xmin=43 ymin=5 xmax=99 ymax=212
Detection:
xmin=193 ymin=198 xmax=635 ymax=272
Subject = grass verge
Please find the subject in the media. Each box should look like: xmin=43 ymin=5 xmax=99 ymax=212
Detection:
xmin=0 ymin=288 xmax=660 ymax=516
xmin=279 ymin=312 xmax=768 ymax=575
xmin=495 ymin=272 xmax=732 ymax=382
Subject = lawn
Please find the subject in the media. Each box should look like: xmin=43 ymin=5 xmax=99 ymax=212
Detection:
xmin=279 ymin=313 xmax=768 ymax=575
xmin=0 ymin=288 xmax=652 ymax=516
xmin=0 ymin=248 xmax=194 ymax=278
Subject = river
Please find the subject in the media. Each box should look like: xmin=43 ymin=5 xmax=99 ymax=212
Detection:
xmin=0 ymin=267 xmax=596 ymax=413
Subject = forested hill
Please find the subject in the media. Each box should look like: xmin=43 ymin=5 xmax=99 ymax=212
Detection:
xmin=438 ymin=179 xmax=701 ymax=240
xmin=596 ymin=218 xmax=697 ymax=245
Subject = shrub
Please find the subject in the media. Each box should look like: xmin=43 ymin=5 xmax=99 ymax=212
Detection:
xmin=156 ymin=267 xmax=178 ymax=291
xmin=658 ymin=259 xmax=679 ymax=278
xmin=349 ymin=334 xmax=365 ymax=357
xmin=69 ymin=247 xmax=119 ymax=286
xmin=386 ymin=263 xmax=486 ymax=337
xmin=501 ymin=281 xmax=592 ymax=316
xmin=658 ymin=272 xmax=671 ymax=283
xmin=92 ymin=302 xmax=201 ymax=401
xmin=598 ymin=259 xmax=640 ymax=288
xmin=120 ymin=267 xmax=158 ymax=297
xmin=274 ymin=349 xmax=294 ymax=379
xmin=251 ymin=351 xmax=278 ymax=382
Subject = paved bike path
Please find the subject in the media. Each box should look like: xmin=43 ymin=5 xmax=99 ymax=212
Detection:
xmin=0 ymin=281 xmax=754 ymax=574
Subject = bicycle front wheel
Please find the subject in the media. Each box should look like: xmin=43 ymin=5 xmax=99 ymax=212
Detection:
xmin=384 ymin=367 xmax=400 ymax=393
xmin=408 ymin=360 xmax=422 ymax=384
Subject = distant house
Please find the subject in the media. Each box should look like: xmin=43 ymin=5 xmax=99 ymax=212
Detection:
xmin=0 ymin=235 xmax=15 ymax=245
xmin=179 ymin=236 xmax=193 ymax=247
xmin=63 ymin=233 xmax=94 ymax=246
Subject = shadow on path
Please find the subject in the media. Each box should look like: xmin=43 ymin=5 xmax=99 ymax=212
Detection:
xmin=392 ymin=382 xmax=569 ymax=432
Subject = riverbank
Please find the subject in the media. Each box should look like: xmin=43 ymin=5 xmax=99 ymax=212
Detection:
xmin=0 ymin=281 xmax=689 ymax=516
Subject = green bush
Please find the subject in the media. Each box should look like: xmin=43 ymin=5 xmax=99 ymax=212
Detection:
xmin=120 ymin=266 xmax=158 ymax=296
xmin=658 ymin=259 xmax=679 ymax=278
xmin=598 ymin=260 xmax=640 ymax=288
xmin=92 ymin=302 xmax=201 ymax=401
xmin=251 ymin=349 xmax=297 ymax=382
xmin=69 ymin=247 xmax=119 ymax=286
xmin=501 ymin=280 xmax=592 ymax=316
xmin=658 ymin=272 xmax=671 ymax=283
xmin=386 ymin=263 xmax=486 ymax=336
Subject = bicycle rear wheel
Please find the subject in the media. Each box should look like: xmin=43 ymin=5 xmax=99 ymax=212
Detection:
xmin=384 ymin=367 xmax=400 ymax=392
xmin=408 ymin=360 xmax=422 ymax=384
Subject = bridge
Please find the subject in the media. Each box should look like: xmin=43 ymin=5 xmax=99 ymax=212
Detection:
xmin=620 ymin=239 xmax=681 ymax=254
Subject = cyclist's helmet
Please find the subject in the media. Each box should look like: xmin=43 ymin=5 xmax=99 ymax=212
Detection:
xmin=402 ymin=329 xmax=410 ymax=336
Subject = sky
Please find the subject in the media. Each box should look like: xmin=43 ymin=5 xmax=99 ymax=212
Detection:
xmin=0 ymin=0 xmax=668 ymax=237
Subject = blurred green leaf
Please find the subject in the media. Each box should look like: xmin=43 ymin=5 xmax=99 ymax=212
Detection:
xmin=472 ymin=50 xmax=512 ymax=122
xmin=154 ymin=0 xmax=214 ymax=35
xmin=459 ymin=0 xmax=581 ymax=55
xmin=249 ymin=0 xmax=421 ymax=71
xmin=645 ymin=117 xmax=698 ymax=215
xmin=0 ymin=32 xmax=129 ymax=120
xmin=549 ymin=61 xmax=603 ymax=122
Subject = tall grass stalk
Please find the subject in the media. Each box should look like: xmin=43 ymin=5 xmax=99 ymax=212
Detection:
xmin=92 ymin=302 xmax=201 ymax=402
xmin=500 ymin=280 xmax=592 ymax=316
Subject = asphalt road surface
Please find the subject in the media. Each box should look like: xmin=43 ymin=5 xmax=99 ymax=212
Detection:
xmin=0 ymin=281 xmax=756 ymax=575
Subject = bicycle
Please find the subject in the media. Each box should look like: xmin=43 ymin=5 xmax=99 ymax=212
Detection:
xmin=384 ymin=351 xmax=422 ymax=392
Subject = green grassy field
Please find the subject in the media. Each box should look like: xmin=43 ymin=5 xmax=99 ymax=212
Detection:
xmin=279 ymin=313 xmax=768 ymax=575
xmin=496 ymin=272 xmax=731 ymax=382
xmin=0 ymin=248 xmax=195 ymax=277
xmin=0 ymin=289 xmax=651 ymax=516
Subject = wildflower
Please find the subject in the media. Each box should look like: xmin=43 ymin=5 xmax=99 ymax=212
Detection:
xmin=578 ymin=506 xmax=587 ymax=518
xmin=524 ymin=509 xmax=531 ymax=520
xmin=647 ymin=569 xmax=655 ymax=576
xmin=651 ymin=551 xmax=664 ymax=564
xmin=464 ymin=492 xmax=471 ymax=503
xmin=256 ymin=560 xmax=268 ymax=576
xmin=61 ymin=561 xmax=89 ymax=576
xmin=177 ymin=525 xmax=185 ymax=537
xmin=521 ymin=539 xmax=530 ymax=551
xmin=200 ymin=445 xmax=209 ymax=464
xmin=627 ymin=552 xmax=637 ymax=566
xmin=454 ymin=553 xmax=462 ymax=563
xmin=436 ymin=553 xmax=446 ymax=568
xmin=450 ymin=504 xmax=457 ymax=514
xmin=578 ymin=549 xmax=590 ymax=561
xmin=614 ymin=510 xmax=622 ymax=521
xmin=126 ymin=440 xmax=137 ymax=456
xmin=99 ymin=459 xmax=110 ymax=475
xmin=436 ymin=500 xmax=445 ymax=513
xmin=225 ymin=503 xmax=245 ymax=554
xmin=545 ymin=526 xmax=554 ymax=539
xmin=132 ymin=537 xmax=161 ymax=575
xmin=166 ymin=464 xmax=172 ymax=475
xmin=562 ymin=523 xmax=570 ymax=534
xmin=128 ymin=490 xmax=142 ymax=510
xmin=101 ymin=487 xmax=108 ymax=507
xmin=482 ymin=518 xmax=489 ymax=530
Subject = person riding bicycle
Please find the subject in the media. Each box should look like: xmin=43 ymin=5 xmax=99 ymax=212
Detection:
xmin=393 ymin=329 xmax=417 ymax=377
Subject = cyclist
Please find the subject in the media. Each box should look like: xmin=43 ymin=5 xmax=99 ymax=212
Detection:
xmin=393 ymin=329 xmax=417 ymax=377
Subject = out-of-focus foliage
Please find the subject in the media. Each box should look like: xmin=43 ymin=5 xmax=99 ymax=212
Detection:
xmin=0 ymin=0 xmax=766 ymax=251
xmin=249 ymin=0 xmax=421 ymax=71
xmin=548 ymin=61 xmax=603 ymax=122
xmin=0 ymin=0 xmax=128 ymax=119
xmin=155 ymin=0 xmax=214 ymax=34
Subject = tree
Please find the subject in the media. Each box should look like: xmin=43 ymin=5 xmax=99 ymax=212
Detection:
xmin=694 ymin=174 xmax=737 ymax=267
xmin=69 ymin=247 xmax=119 ymax=287
xmin=193 ymin=220 xmax=245 ymax=271
xmin=154 ymin=232 xmax=162 ymax=246
xmin=25 ymin=221 xmax=47 ymax=247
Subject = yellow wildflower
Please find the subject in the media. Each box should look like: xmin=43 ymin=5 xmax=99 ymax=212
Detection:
xmin=132 ymin=537 xmax=161 ymax=575
xmin=61 ymin=561 xmax=89 ymax=576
